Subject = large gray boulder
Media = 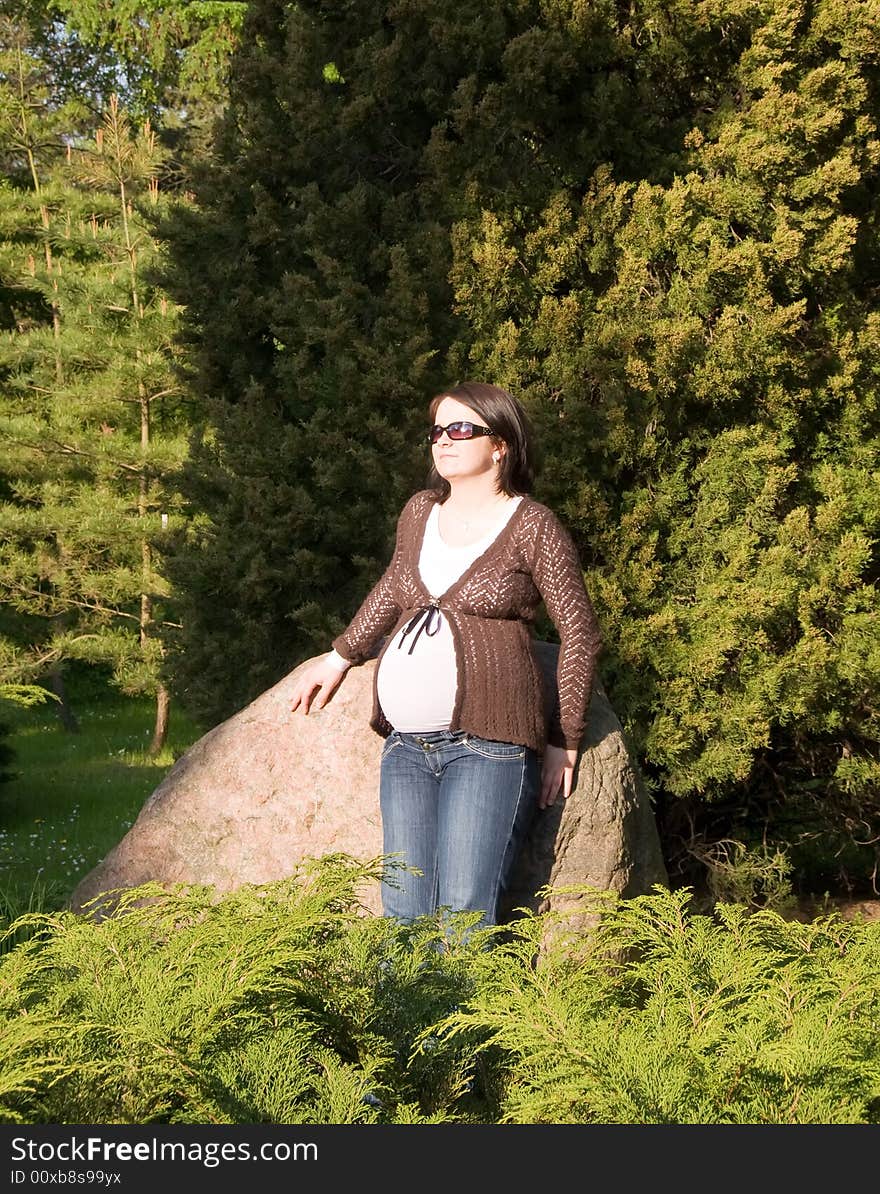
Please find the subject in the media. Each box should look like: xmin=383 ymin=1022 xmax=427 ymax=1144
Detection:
xmin=70 ymin=643 xmax=668 ymax=920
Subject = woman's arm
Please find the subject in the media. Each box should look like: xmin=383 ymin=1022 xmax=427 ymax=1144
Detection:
xmin=530 ymin=508 xmax=601 ymax=747
xmin=330 ymin=495 xmax=418 ymax=663
xmin=529 ymin=508 xmax=602 ymax=799
xmin=289 ymin=565 xmax=401 ymax=716
xmin=290 ymin=498 xmax=414 ymax=716
xmin=331 ymin=558 xmax=404 ymax=665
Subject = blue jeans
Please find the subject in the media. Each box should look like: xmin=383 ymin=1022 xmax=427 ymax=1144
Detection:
xmin=379 ymin=729 xmax=540 ymax=931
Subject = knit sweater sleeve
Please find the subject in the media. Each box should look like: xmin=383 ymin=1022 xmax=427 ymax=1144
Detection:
xmin=331 ymin=497 xmax=413 ymax=664
xmin=528 ymin=508 xmax=602 ymax=750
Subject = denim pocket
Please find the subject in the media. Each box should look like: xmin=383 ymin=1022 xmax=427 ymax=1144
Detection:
xmin=462 ymin=735 xmax=525 ymax=760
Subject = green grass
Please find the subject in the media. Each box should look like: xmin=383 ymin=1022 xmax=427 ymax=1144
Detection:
xmin=0 ymin=682 xmax=202 ymax=913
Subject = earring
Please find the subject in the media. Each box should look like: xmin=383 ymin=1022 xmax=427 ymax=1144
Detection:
xmin=493 ymin=452 xmax=501 ymax=463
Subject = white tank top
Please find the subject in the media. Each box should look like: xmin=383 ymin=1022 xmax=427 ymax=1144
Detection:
xmin=376 ymin=497 xmax=522 ymax=732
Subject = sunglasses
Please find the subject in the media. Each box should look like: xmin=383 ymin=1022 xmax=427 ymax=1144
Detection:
xmin=428 ymin=421 xmax=495 ymax=444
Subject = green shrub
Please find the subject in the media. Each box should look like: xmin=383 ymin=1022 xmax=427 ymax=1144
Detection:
xmin=0 ymin=856 xmax=479 ymax=1125
xmin=442 ymin=887 xmax=880 ymax=1124
xmin=1 ymin=862 xmax=878 ymax=1125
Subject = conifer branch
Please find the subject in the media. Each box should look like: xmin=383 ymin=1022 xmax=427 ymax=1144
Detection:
xmin=3 ymin=435 xmax=154 ymax=477
xmin=0 ymin=581 xmax=182 ymax=629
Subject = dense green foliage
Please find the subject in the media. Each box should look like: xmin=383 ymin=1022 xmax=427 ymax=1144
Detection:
xmin=159 ymin=0 xmax=467 ymax=720
xmin=47 ymin=0 xmax=246 ymax=113
xmin=161 ymin=0 xmax=879 ymax=887
xmin=1 ymin=861 xmax=878 ymax=1125
xmin=448 ymin=0 xmax=880 ymax=881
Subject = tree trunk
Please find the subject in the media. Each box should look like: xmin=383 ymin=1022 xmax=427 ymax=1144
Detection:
xmin=49 ymin=661 xmax=79 ymax=733
xmin=149 ymin=683 xmax=170 ymax=756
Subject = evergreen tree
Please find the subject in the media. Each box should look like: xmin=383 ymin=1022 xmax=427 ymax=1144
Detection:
xmin=0 ymin=13 xmax=103 ymax=727
xmin=0 ymin=30 xmax=193 ymax=752
xmin=160 ymin=0 xmax=486 ymax=724
xmin=159 ymin=0 xmax=780 ymax=721
xmin=446 ymin=0 xmax=880 ymax=886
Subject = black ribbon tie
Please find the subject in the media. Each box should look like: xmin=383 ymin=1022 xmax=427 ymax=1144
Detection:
xmin=397 ymin=599 xmax=443 ymax=655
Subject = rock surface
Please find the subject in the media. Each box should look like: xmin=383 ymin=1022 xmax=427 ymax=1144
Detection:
xmin=70 ymin=642 xmax=668 ymax=920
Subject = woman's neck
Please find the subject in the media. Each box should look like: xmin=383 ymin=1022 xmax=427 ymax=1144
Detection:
xmin=443 ymin=475 xmax=510 ymax=512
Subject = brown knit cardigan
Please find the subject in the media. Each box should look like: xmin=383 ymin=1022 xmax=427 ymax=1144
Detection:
xmin=332 ymin=490 xmax=601 ymax=753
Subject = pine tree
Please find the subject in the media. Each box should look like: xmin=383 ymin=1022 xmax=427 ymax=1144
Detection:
xmin=0 ymin=28 xmax=193 ymax=752
xmin=158 ymin=0 xmax=779 ymax=722
xmin=0 ymin=13 xmax=100 ymax=728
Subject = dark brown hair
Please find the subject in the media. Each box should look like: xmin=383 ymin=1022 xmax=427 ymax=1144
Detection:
xmin=426 ymin=381 xmax=538 ymax=499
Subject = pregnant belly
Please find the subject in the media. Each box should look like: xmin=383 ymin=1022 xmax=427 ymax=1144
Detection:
xmin=376 ymin=612 xmax=458 ymax=732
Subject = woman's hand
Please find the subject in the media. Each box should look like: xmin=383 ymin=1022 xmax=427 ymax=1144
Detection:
xmin=290 ymin=654 xmax=350 ymax=715
xmin=539 ymin=744 xmax=578 ymax=809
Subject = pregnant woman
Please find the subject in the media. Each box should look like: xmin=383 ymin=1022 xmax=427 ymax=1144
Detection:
xmin=290 ymin=381 xmax=601 ymax=932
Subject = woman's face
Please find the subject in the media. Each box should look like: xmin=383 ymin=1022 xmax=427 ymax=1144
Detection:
xmin=431 ymin=397 xmax=502 ymax=486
